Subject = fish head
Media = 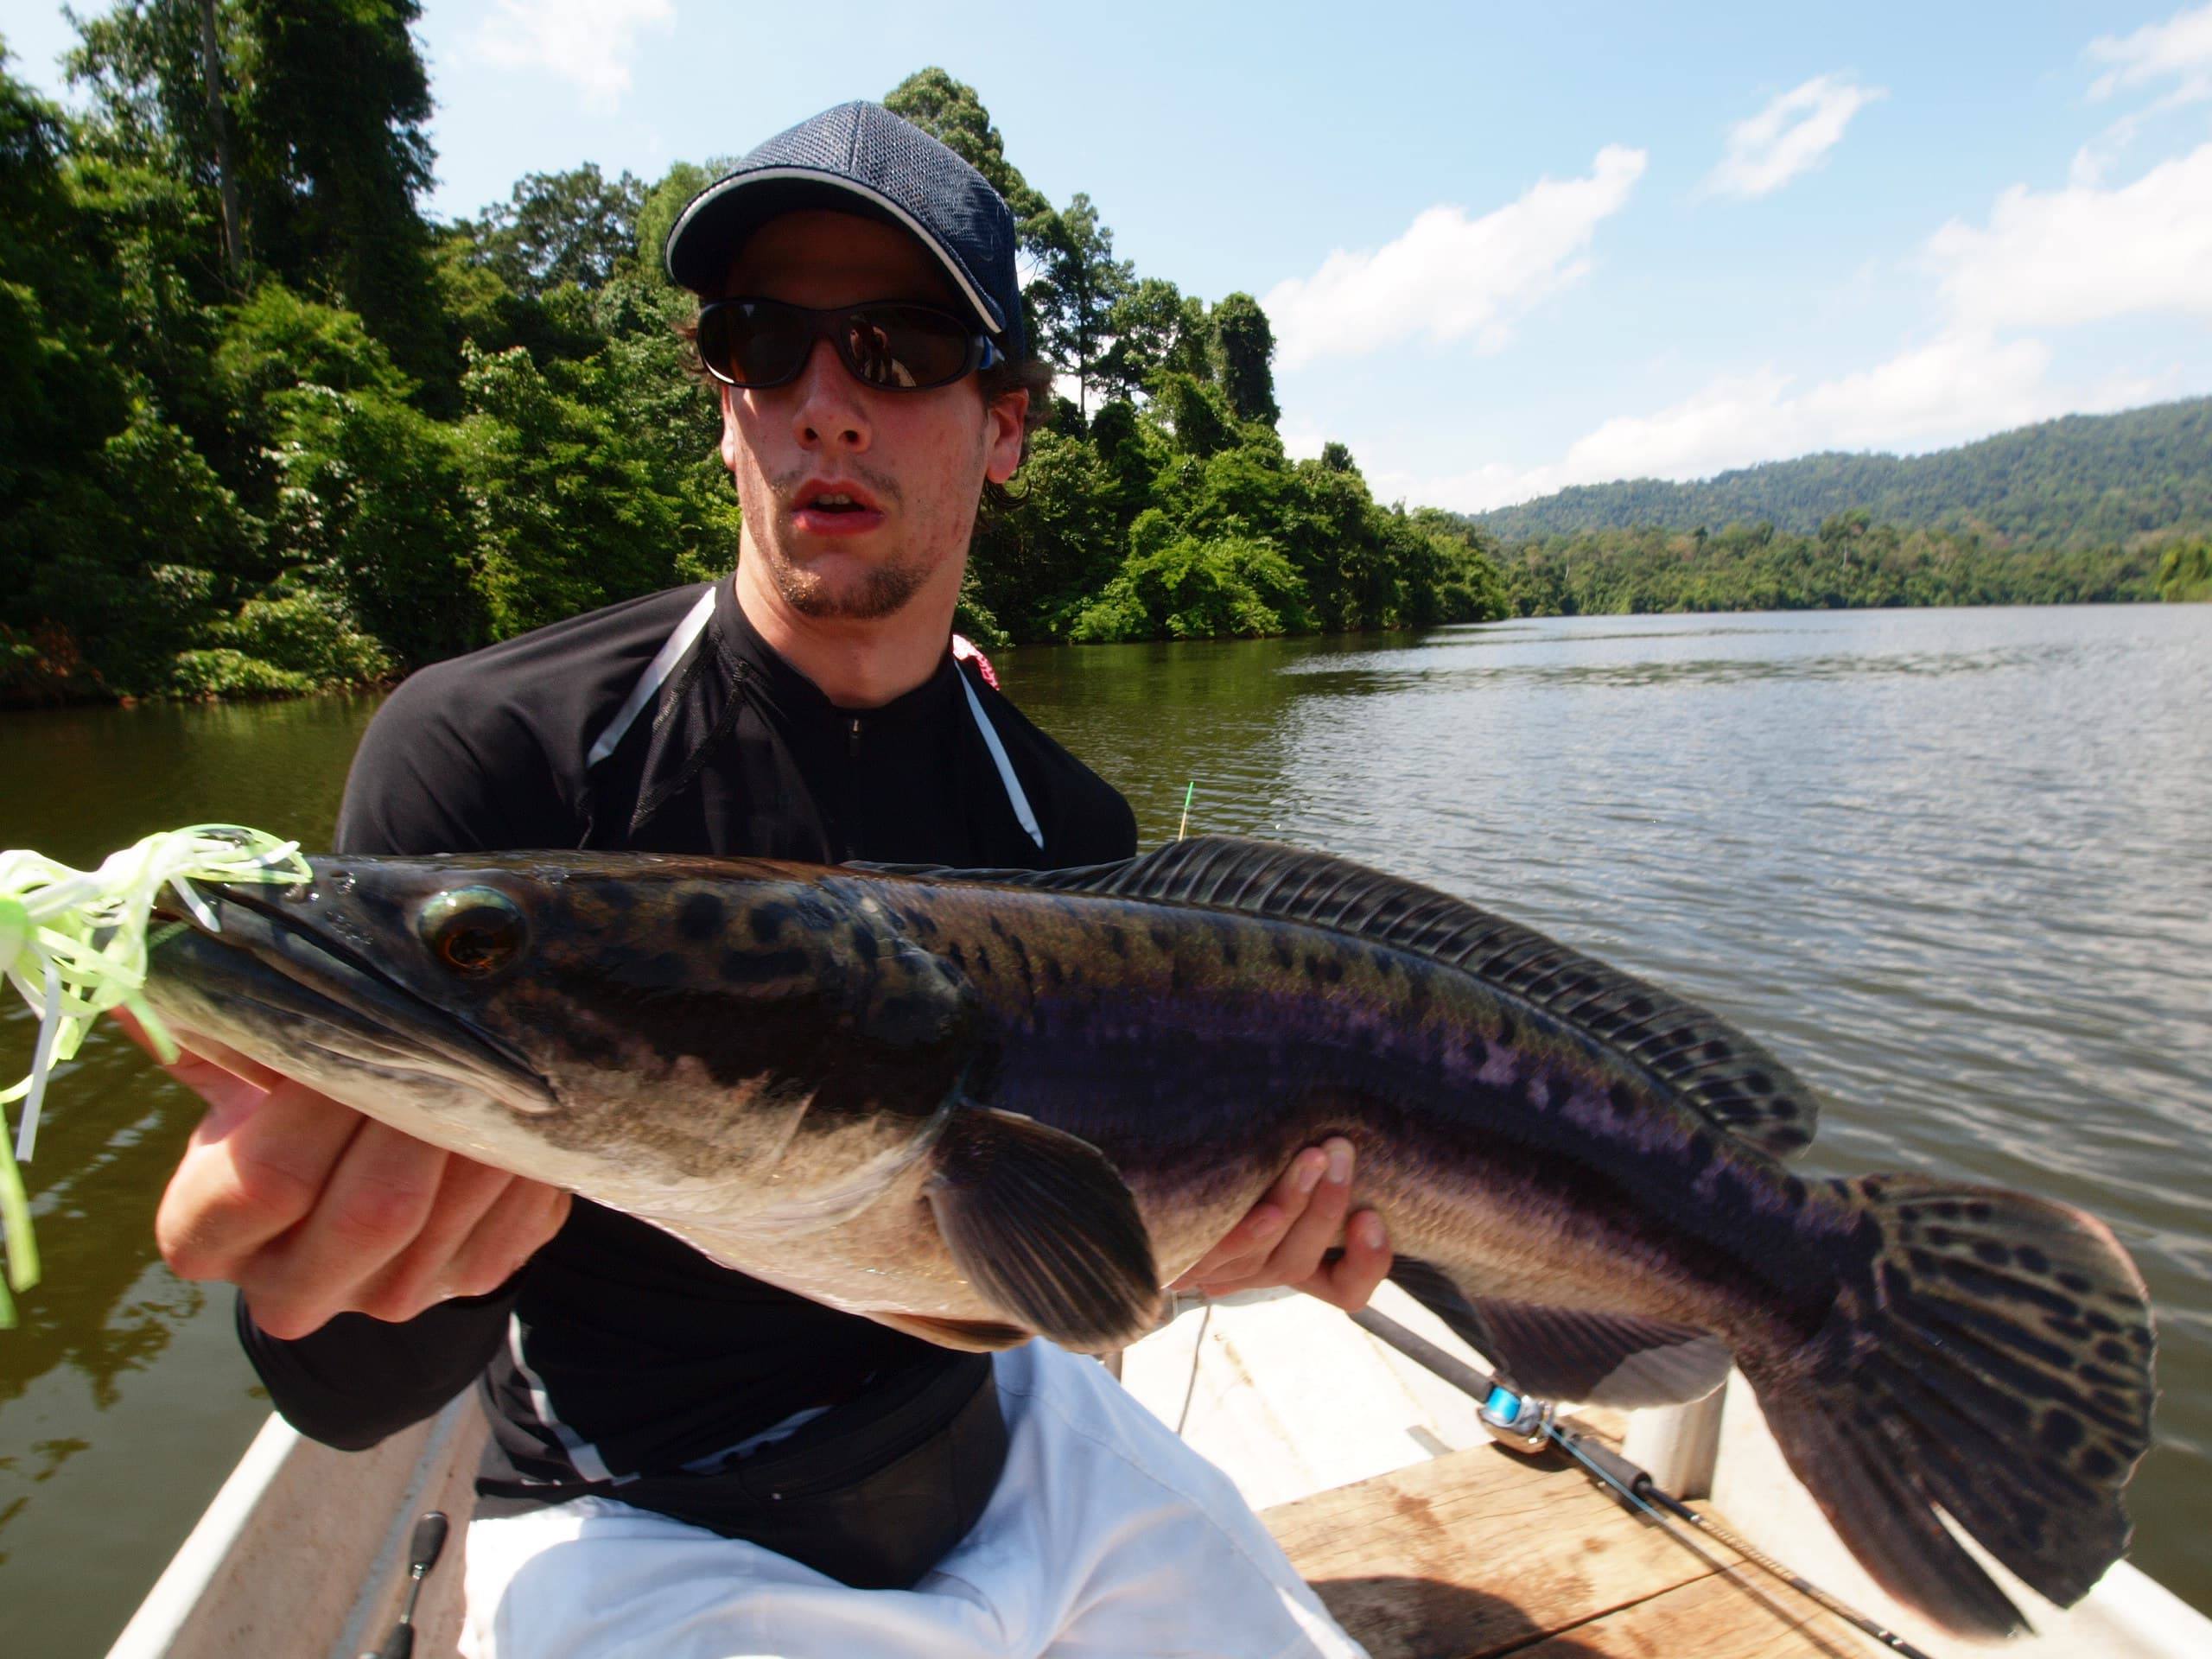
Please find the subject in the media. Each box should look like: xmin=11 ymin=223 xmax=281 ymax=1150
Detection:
xmin=141 ymin=853 xmax=977 ymax=1219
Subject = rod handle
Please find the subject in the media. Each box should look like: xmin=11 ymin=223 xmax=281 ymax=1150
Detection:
xmin=409 ymin=1510 xmax=450 ymax=1574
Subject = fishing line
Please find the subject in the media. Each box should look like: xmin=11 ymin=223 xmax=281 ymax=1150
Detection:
xmin=1350 ymin=1306 xmax=1936 ymax=1659
xmin=1174 ymin=1302 xmax=1212 ymax=1435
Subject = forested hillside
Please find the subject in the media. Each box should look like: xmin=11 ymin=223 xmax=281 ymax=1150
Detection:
xmin=1472 ymin=399 xmax=2212 ymax=547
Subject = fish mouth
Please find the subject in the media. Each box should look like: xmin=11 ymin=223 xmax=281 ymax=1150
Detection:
xmin=147 ymin=881 xmax=556 ymax=1116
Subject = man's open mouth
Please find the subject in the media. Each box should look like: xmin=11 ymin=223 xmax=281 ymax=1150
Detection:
xmin=793 ymin=480 xmax=886 ymax=524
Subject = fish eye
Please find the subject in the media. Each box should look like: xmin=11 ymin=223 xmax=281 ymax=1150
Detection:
xmin=418 ymin=887 xmax=528 ymax=978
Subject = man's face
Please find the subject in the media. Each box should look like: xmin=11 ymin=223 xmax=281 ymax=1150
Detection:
xmin=716 ymin=209 xmax=1027 ymax=625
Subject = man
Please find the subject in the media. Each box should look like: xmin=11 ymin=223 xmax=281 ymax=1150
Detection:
xmin=148 ymin=102 xmax=1387 ymax=1656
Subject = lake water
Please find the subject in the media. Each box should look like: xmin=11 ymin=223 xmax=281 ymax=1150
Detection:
xmin=3 ymin=604 xmax=2207 ymax=1653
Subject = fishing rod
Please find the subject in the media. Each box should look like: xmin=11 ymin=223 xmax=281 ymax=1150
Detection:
xmin=357 ymin=1510 xmax=450 ymax=1659
xmin=1348 ymin=1306 xmax=1939 ymax=1659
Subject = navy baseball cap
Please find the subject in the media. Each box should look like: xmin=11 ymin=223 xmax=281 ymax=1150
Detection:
xmin=664 ymin=101 xmax=1027 ymax=363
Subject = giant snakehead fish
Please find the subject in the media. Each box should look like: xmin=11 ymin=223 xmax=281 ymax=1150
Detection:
xmin=137 ymin=836 xmax=2157 ymax=1638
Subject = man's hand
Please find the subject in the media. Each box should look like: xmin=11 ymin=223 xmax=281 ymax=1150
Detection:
xmin=1169 ymin=1138 xmax=1392 ymax=1313
xmin=124 ymin=1013 xmax=570 ymax=1340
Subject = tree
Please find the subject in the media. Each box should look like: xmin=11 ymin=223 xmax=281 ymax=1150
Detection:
xmin=1210 ymin=291 xmax=1279 ymax=426
xmin=194 ymin=0 xmax=242 ymax=274
xmin=231 ymin=0 xmax=448 ymax=396
xmin=461 ymin=163 xmax=647 ymax=298
xmin=0 ymin=54 xmax=247 ymax=698
xmin=1033 ymin=193 xmax=1131 ymax=416
xmin=65 ymin=0 xmax=232 ymax=200
xmin=632 ymin=159 xmax=719 ymax=285
xmin=1096 ymin=276 xmax=1206 ymax=404
xmin=458 ymin=343 xmax=683 ymax=636
xmin=1150 ymin=372 xmax=1239 ymax=462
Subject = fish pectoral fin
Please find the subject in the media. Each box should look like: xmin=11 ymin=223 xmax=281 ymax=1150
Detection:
xmin=925 ymin=1106 xmax=1160 ymax=1352
xmin=1389 ymin=1257 xmax=1731 ymax=1408
xmin=869 ymin=1311 xmax=1036 ymax=1352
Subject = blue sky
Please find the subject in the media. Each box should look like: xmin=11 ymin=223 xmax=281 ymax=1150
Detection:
xmin=6 ymin=1 xmax=2211 ymax=512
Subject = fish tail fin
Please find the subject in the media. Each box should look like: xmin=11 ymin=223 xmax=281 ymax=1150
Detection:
xmin=1745 ymin=1174 xmax=2155 ymax=1637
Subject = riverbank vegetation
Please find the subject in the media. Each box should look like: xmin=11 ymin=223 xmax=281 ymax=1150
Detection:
xmin=1498 ymin=516 xmax=2173 ymax=618
xmin=0 ymin=7 xmax=1502 ymax=705
xmin=2157 ymin=539 xmax=2212 ymax=602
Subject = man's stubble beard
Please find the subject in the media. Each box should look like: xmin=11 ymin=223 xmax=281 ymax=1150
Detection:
xmin=749 ymin=457 xmax=968 ymax=623
xmin=764 ymin=541 xmax=928 ymax=622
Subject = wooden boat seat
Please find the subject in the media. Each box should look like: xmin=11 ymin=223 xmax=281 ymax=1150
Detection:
xmin=1262 ymin=1438 xmax=1879 ymax=1658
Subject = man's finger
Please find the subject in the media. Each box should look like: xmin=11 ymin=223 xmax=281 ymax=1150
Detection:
xmin=245 ymin=1122 xmax=451 ymax=1338
xmin=1265 ymin=1137 xmax=1354 ymax=1284
xmin=155 ymin=1081 xmax=365 ymax=1281
xmin=1168 ymin=1201 xmax=1286 ymax=1291
xmin=441 ymin=1179 xmax=572 ymax=1301
xmin=1300 ymin=1209 xmax=1393 ymax=1313
xmin=351 ymin=1155 xmax=518 ymax=1322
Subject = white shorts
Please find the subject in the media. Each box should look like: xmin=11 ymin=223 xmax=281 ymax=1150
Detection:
xmin=461 ymin=1339 xmax=1366 ymax=1659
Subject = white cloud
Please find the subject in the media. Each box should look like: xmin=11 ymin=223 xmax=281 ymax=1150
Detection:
xmin=1704 ymin=75 xmax=1885 ymax=200
xmin=2088 ymin=3 xmax=2212 ymax=103
xmin=1394 ymin=333 xmax=2082 ymax=514
xmin=1929 ymin=141 xmax=2212 ymax=328
xmin=2075 ymin=6 xmax=2212 ymax=182
xmin=1262 ymin=146 xmax=1646 ymax=372
xmin=474 ymin=0 xmax=675 ymax=112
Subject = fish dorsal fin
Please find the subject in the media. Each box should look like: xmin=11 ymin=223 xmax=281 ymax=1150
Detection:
xmin=855 ymin=837 xmax=1818 ymax=1160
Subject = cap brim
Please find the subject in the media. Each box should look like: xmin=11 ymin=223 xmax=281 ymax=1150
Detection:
xmin=664 ymin=168 xmax=1006 ymax=337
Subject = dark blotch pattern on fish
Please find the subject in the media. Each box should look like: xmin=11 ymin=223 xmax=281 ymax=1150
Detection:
xmin=677 ymin=893 xmax=724 ymax=941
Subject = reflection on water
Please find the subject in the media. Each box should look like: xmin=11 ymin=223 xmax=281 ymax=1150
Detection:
xmin=2 ymin=607 xmax=2209 ymax=1649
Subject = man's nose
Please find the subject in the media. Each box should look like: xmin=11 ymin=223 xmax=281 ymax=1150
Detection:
xmin=789 ymin=338 xmax=870 ymax=452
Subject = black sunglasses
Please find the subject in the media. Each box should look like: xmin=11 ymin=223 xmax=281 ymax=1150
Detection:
xmin=695 ymin=298 xmax=1001 ymax=392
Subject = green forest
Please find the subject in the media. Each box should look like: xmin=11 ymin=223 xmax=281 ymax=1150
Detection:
xmin=2 ymin=3 xmax=2204 ymax=708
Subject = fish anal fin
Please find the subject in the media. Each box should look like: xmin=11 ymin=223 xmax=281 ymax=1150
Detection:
xmin=869 ymin=1311 xmax=1035 ymax=1352
xmin=926 ymin=1105 xmax=1160 ymax=1352
xmin=1389 ymin=1257 xmax=1730 ymax=1408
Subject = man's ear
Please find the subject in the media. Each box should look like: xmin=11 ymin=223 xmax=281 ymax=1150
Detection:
xmin=983 ymin=389 xmax=1027 ymax=485
xmin=719 ymin=383 xmax=741 ymax=472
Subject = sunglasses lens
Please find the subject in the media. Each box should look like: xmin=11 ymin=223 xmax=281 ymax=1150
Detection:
xmin=699 ymin=302 xmax=981 ymax=390
xmin=699 ymin=302 xmax=806 ymax=386
xmin=840 ymin=306 xmax=975 ymax=389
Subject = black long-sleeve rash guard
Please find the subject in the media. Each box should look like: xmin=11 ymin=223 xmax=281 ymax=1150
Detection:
xmin=238 ymin=577 xmax=1136 ymax=1492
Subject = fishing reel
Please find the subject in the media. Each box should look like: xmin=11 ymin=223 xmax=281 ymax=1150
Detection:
xmin=1477 ymin=1382 xmax=1556 ymax=1452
